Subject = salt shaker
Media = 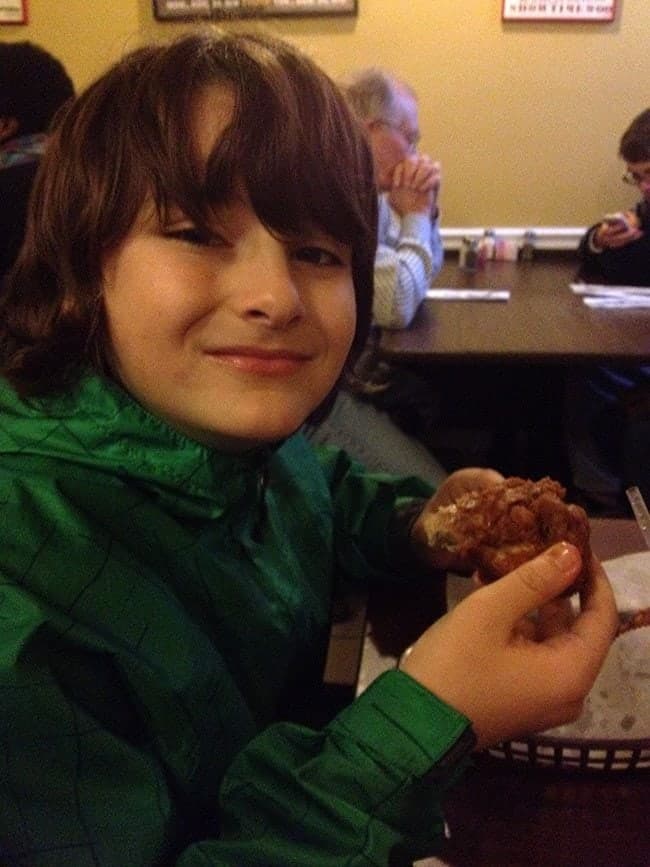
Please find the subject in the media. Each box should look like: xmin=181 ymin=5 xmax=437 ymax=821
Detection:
xmin=519 ymin=229 xmax=536 ymax=262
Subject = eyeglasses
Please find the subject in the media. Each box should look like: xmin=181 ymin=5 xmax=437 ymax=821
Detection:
xmin=622 ymin=170 xmax=650 ymax=187
xmin=372 ymin=118 xmax=420 ymax=151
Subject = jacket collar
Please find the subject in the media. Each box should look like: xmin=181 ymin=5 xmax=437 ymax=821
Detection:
xmin=0 ymin=374 xmax=276 ymax=521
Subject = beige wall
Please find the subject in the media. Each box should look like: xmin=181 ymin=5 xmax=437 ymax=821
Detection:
xmin=2 ymin=0 xmax=649 ymax=227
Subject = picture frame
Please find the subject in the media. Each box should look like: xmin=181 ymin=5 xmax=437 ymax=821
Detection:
xmin=502 ymin=1 xmax=616 ymax=22
xmin=0 ymin=0 xmax=28 ymax=25
xmin=153 ymin=0 xmax=357 ymax=21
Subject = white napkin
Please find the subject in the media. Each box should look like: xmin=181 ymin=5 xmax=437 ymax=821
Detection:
xmin=570 ymin=282 xmax=650 ymax=296
xmin=583 ymin=295 xmax=650 ymax=309
xmin=570 ymin=282 xmax=650 ymax=309
xmin=425 ymin=288 xmax=510 ymax=301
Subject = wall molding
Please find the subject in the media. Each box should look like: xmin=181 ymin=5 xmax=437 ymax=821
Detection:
xmin=440 ymin=226 xmax=586 ymax=251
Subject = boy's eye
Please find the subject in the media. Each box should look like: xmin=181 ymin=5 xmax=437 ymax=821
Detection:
xmin=163 ymin=226 xmax=225 ymax=248
xmin=294 ymin=246 xmax=347 ymax=267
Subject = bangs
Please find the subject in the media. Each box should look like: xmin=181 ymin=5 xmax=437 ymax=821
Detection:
xmin=141 ymin=35 xmax=374 ymax=254
xmin=226 ymin=48 xmax=372 ymax=250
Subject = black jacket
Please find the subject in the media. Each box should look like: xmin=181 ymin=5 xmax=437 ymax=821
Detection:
xmin=578 ymin=199 xmax=650 ymax=287
xmin=0 ymin=159 xmax=39 ymax=279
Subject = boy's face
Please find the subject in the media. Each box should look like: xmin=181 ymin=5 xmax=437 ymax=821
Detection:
xmin=102 ymin=86 xmax=356 ymax=452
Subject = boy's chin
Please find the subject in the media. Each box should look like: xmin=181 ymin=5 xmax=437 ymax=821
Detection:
xmin=203 ymin=419 xmax=308 ymax=453
xmin=170 ymin=396 xmax=329 ymax=451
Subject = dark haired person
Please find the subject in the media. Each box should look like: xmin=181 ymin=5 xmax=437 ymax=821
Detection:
xmin=0 ymin=30 xmax=616 ymax=865
xmin=566 ymin=108 xmax=650 ymax=513
xmin=579 ymin=108 xmax=650 ymax=285
xmin=0 ymin=41 xmax=74 ymax=277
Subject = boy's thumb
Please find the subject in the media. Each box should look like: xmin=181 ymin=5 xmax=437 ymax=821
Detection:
xmin=480 ymin=542 xmax=583 ymax=623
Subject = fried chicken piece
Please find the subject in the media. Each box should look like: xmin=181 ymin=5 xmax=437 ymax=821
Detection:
xmin=421 ymin=477 xmax=591 ymax=591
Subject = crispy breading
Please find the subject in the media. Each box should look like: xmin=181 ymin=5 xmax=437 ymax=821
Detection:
xmin=422 ymin=477 xmax=591 ymax=590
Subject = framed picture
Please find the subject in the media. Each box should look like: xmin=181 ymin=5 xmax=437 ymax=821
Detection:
xmin=154 ymin=0 xmax=357 ymax=20
xmin=0 ymin=0 xmax=28 ymax=24
xmin=502 ymin=1 xmax=616 ymax=22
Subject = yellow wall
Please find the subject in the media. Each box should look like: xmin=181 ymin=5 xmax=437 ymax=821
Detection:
xmin=2 ymin=0 xmax=649 ymax=227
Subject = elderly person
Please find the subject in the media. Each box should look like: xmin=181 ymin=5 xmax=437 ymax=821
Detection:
xmin=346 ymin=68 xmax=443 ymax=329
xmin=306 ymin=68 xmax=447 ymax=484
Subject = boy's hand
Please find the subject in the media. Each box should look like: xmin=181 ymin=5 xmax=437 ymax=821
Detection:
xmin=400 ymin=544 xmax=618 ymax=750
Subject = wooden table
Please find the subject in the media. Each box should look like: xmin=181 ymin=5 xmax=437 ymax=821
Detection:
xmin=379 ymin=254 xmax=650 ymax=365
xmin=355 ymin=519 xmax=649 ymax=867
xmin=376 ymin=253 xmax=649 ymax=482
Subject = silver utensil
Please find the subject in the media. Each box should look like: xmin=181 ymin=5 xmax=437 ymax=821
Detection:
xmin=625 ymin=486 xmax=650 ymax=550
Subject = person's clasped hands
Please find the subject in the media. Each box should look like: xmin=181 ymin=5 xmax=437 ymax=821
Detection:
xmin=388 ymin=153 xmax=441 ymax=218
xmin=400 ymin=468 xmax=619 ymax=750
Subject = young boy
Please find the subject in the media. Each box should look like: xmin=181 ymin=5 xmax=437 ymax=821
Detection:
xmin=0 ymin=31 xmax=616 ymax=866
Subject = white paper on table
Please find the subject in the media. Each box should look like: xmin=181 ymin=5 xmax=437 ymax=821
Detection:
xmin=425 ymin=288 xmax=510 ymax=301
xmin=569 ymin=282 xmax=650 ymax=308
xmin=570 ymin=281 xmax=650 ymax=296
xmin=582 ymin=295 xmax=650 ymax=309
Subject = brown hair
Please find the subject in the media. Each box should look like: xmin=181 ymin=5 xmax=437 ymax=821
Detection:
xmin=1 ymin=30 xmax=377 ymax=406
xmin=619 ymin=108 xmax=650 ymax=163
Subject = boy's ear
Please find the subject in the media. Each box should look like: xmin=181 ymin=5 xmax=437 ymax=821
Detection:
xmin=0 ymin=116 xmax=20 ymax=143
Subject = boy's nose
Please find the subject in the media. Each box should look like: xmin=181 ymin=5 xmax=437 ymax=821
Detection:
xmin=236 ymin=241 xmax=306 ymax=328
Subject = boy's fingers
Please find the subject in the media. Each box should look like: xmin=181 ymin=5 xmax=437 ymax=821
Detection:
xmin=536 ymin=596 xmax=575 ymax=638
xmin=571 ymin=556 xmax=619 ymax=665
xmin=476 ymin=543 xmax=583 ymax=626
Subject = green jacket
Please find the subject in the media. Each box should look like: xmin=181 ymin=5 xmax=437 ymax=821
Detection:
xmin=0 ymin=374 xmax=474 ymax=866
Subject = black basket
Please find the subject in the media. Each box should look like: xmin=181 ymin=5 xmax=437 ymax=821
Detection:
xmin=488 ymin=734 xmax=650 ymax=772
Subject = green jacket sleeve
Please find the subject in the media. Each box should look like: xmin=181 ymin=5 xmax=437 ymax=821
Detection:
xmin=0 ymin=585 xmax=181 ymax=866
xmin=178 ymin=671 xmax=475 ymax=867
xmin=313 ymin=443 xmax=435 ymax=584
xmin=1 ymin=587 xmax=475 ymax=867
